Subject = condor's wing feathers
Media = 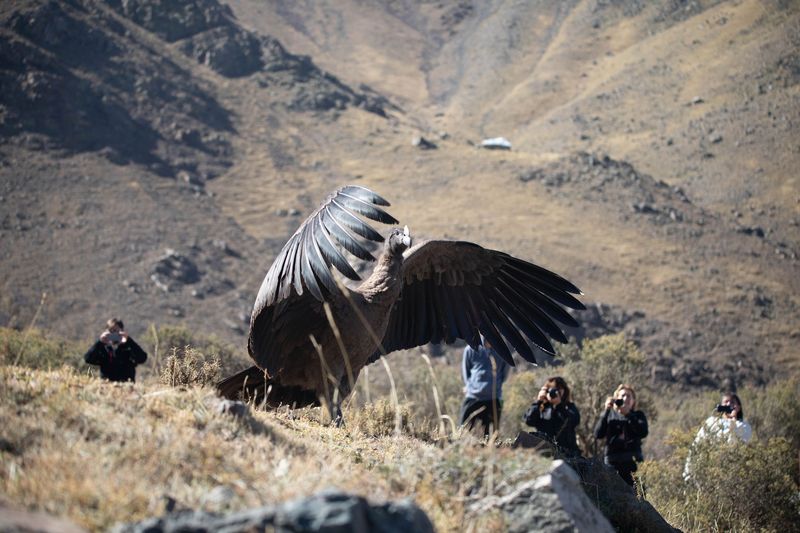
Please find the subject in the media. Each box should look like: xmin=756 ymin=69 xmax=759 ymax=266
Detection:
xmin=249 ymin=185 xmax=397 ymax=370
xmin=376 ymin=240 xmax=584 ymax=365
xmin=253 ymin=185 xmax=397 ymax=311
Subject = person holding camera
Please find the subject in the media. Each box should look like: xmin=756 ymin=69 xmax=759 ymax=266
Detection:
xmin=523 ymin=376 xmax=581 ymax=457
xmin=84 ymin=318 xmax=147 ymax=383
xmin=594 ymin=384 xmax=649 ymax=486
xmin=694 ymin=392 xmax=752 ymax=444
xmin=683 ymin=392 xmax=752 ymax=480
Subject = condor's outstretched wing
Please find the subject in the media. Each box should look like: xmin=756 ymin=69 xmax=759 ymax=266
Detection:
xmin=249 ymin=185 xmax=397 ymax=372
xmin=253 ymin=185 xmax=397 ymax=310
xmin=375 ymin=240 xmax=584 ymax=365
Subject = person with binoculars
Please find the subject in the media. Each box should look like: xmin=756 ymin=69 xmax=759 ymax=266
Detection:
xmin=523 ymin=376 xmax=581 ymax=457
xmin=593 ymin=384 xmax=649 ymax=486
xmin=84 ymin=317 xmax=148 ymax=383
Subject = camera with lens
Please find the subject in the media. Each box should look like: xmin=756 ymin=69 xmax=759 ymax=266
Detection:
xmin=715 ymin=404 xmax=733 ymax=414
xmin=614 ymin=398 xmax=624 ymax=407
xmin=107 ymin=332 xmax=122 ymax=344
xmin=547 ymin=387 xmax=559 ymax=399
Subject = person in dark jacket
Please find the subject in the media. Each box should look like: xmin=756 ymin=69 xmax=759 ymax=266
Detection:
xmin=594 ymin=384 xmax=649 ymax=486
xmin=84 ymin=318 xmax=147 ymax=382
xmin=458 ymin=338 xmax=510 ymax=438
xmin=524 ymin=376 xmax=581 ymax=457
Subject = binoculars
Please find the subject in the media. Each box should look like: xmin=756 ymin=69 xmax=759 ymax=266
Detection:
xmin=715 ymin=404 xmax=733 ymax=414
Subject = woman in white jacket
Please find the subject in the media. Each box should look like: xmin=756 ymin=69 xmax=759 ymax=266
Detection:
xmin=684 ymin=392 xmax=752 ymax=480
xmin=694 ymin=392 xmax=752 ymax=444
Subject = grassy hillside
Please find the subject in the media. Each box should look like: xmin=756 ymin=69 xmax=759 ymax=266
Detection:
xmin=3 ymin=0 xmax=797 ymax=390
xmin=2 ymin=326 xmax=798 ymax=530
xmin=1 ymin=0 xmax=799 ymax=529
xmin=0 ymin=363 xmax=550 ymax=531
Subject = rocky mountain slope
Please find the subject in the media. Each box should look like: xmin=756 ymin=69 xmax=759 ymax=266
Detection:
xmin=0 ymin=0 xmax=798 ymax=387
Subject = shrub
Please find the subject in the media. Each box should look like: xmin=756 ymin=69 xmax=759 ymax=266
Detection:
xmin=739 ymin=379 xmax=800 ymax=450
xmin=501 ymin=333 xmax=657 ymax=456
xmin=0 ymin=326 xmax=84 ymax=370
xmin=501 ymin=370 xmax=543 ymax=437
xmin=639 ymin=431 xmax=800 ymax=532
xmin=347 ymin=398 xmax=412 ymax=437
xmin=141 ymin=324 xmax=248 ymax=382
xmin=352 ymin=349 xmax=464 ymax=440
xmin=558 ymin=334 xmax=656 ymax=454
xmin=159 ymin=346 xmax=222 ymax=387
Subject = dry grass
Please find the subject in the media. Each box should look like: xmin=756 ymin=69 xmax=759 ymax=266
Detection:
xmin=0 ymin=364 xmax=551 ymax=531
xmin=160 ymin=346 xmax=222 ymax=387
xmin=2 ymin=327 xmax=798 ymax=531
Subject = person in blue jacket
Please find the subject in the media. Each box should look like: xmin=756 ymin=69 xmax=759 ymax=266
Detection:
xmin=84 ymin=317 xmax=147 ymax=382
xmin=458 ymin=337 xmax=510 ymax=437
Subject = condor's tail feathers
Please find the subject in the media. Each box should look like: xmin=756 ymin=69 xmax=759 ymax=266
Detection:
xmin=216 ymin=366 xmax=320 ymax=409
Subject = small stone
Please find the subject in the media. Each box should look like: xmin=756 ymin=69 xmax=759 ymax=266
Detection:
xmin=411 ymin=135 xmax=437 ymax=149
xmin=202 ymin=486 xmax=236 ymax=509
xmin=215 ymin=399 xmax=249 ymax=418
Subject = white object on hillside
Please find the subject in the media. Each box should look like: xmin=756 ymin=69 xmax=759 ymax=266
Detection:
xmin=480 ymin=137 xmax=512 ymax=150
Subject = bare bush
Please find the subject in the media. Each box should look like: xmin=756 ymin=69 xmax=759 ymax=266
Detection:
xmin=347 ymin=398 xmax=412 ymax=437
xmin=142 ymin=324 xmax=249 ymax=382
xmin=160 ymin=346 xmax=222 ymax=387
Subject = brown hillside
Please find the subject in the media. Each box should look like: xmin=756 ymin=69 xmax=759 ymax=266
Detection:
xmin=0 ymin=0 xmax=798 ymax=387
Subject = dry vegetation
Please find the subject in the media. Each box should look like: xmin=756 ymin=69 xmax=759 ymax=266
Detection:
xmin=1 ymin=326 xmax=798 ymax=531
xmin=1 ymin=0 xmax=799 ymax=530
xmin=0 ymin=364 xmax=550 ymax=532
xmin=0 ymin=327 xmax=554 ymax=532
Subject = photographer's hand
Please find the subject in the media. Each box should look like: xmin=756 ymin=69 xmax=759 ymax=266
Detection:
xmin=604 ymin=396 xmax=614 ymax=410
xmin=119 ymin=331 xmax=128 ymax=344
xmin=537 ymin=387 xmax=548 ymax=403
xmin=100 ymin=331 xmax=112 ymax=345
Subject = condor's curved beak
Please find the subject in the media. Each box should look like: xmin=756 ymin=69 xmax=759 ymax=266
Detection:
xmin=402 ymin=225 xmax=412 ymax=247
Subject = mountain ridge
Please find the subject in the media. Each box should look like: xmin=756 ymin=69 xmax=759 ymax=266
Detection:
xmin=1 ymin=0 xmax=797 ymax=387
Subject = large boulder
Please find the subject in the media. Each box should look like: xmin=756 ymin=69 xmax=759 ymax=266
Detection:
xmin=177 ymin=25 xmax=263 ymax=77
xmin=569 ymin=458 xmax=679 ymax=533
xmin=471 ymin=460 xmax=614 ymax=533
xmin=111 ymin=489 xmax=435 ymax=533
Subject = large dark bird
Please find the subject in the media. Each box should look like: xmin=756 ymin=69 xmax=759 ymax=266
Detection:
xmin=217 ymin=185 xmax=584 ymax=419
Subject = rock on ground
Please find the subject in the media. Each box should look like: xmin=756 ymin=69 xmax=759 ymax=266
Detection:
xmin=111 ymin=489 xmax=435 ymax=533
xmin=471 ymin=460 xmax=614 ymax=533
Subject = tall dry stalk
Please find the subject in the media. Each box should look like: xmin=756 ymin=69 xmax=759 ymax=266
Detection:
xmin=309 ymin=333 xmax=338 ymax=422
xmin=420 ymin=352 xmax=446 ymax=438
xmin=148 ymin=323 xmax=161 ymax=376
xmin=322 ymin=301 xmax=355 ymax=396
xmin=362 ymin=365 xmax=370 ymax=404
xmin=13 ymin=291 xmax=46 ymax=366
xmin=377 ymin=355 xmax=402 ymax=435
xmin=333 ymin=278 xmax=402 ymax=433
